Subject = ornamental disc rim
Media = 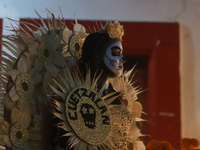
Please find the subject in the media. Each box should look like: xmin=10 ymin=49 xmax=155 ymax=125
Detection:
xmin=10 ymin=122 xmax=28 ymax=148
xmin=64 ymin=86 xmax=111 ymax=145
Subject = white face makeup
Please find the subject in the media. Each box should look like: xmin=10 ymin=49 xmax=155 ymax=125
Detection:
xmin=103 ymin=40 xmax=125 ymax=77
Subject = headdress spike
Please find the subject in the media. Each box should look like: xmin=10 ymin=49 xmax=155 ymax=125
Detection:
xmin=74 ymin=13 xmax=78 ymax=24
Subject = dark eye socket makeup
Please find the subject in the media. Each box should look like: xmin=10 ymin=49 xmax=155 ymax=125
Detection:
xmin=111 ymin=46 xmax=121 ymax=56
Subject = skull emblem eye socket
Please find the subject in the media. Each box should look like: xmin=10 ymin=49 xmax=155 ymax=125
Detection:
xmin=80 ymin=103 xmax=96 ymax=129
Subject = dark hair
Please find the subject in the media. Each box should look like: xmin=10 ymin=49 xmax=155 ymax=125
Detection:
xmin=79 ymin=32 xmax=119 ymax=77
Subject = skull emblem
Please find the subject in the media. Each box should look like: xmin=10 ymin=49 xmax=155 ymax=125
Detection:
xmin=80 ymin=103 xmax=96 ymax=129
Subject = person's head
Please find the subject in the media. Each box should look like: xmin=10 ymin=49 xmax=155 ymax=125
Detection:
xmin=80 ymin=32 xmax=125 ymax=78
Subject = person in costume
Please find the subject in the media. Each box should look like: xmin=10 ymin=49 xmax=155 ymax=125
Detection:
xmin=0 ymin=10 xmax=145 ymax=150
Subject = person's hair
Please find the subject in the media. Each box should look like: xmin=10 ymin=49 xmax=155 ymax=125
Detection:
xmin=79 ymin=32 xmax=120 ymax=77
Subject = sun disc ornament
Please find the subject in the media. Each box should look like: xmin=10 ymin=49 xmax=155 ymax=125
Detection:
xmin=10 ymin=122 xmax=28 ymax=148
xmin=69 ymin=35 xmax=83 ymax=59
xmin=15 ymin=74 xmax=34 ymax=99
xmin=65 ymin=86 xmax=111 ymax=145
xmin=38 ymin=41 xmax=55 ymax=65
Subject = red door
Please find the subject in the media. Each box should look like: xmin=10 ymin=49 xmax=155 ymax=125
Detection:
xmin=121 ymin=22 xmax=180 ymax=148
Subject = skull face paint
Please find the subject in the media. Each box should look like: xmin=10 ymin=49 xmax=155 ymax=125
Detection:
xmin=103 ymin=40 xmax=125 ymax=77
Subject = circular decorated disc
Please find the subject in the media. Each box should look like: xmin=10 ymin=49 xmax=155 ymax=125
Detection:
xmin=10 ymin=122 xmax=28 ymax=148
xmin=69 ymin=35 xmax=83 ymax=59
xmin=65 ymin=86 xmax=111 ymax=145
